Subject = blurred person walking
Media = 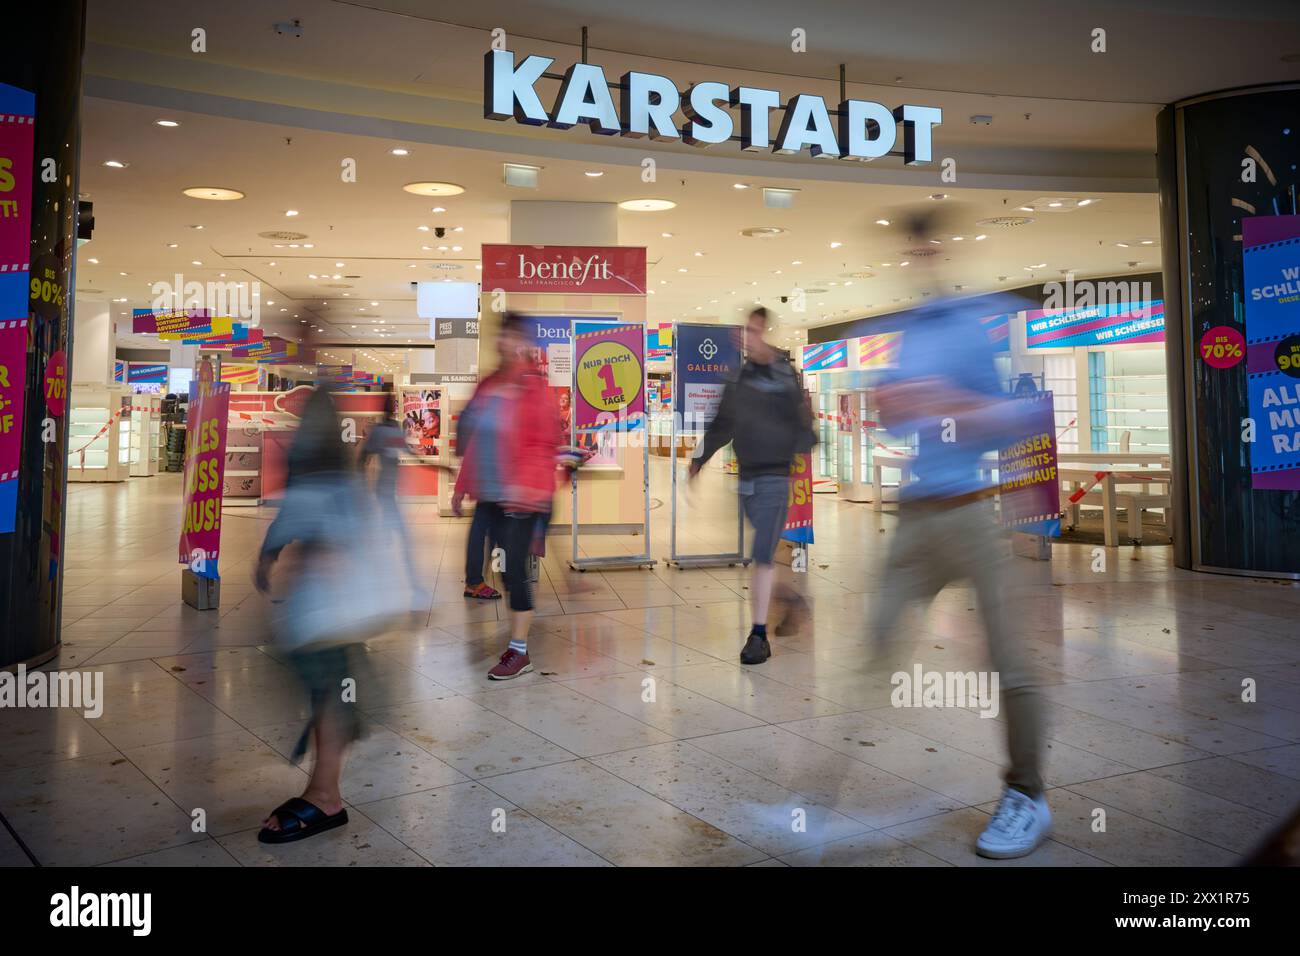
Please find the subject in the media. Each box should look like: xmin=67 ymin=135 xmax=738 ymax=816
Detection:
xmin=361 ymin=408 xmax=430 ymax=606
xmin=868 ymin=208 xmax=1049 ymax=859
xmin=254 ymin=387 xmax=400 ymax=843
xmin=690 ymin=307 xmax=817 ymax=665
xmin=453 ymin=312 xmax=564 ymax=679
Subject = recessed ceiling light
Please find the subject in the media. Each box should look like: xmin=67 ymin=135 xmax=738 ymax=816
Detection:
xmin=874 ymin=219 xmax=890 ymax=226
xmin=183 ymin=186 xmax=244 ymax=201
xmin=390 ymin=148 xmax=409 ymax=156
xmin=733 ymin=183 xmax=749 ymax=189
xmin=791 ymin=260 xmax=802 ymax=265
xmin=929 ymin=193 xmax=948 ymax=200
xmin=1140 ymin=239 xmax=1154 ymax=245
xmin=974 ymin=234 xmax=987 ymax=241
xmin=284 ymin=210 xmax=301 ymax=217
xmin=418 ymin=225 xmax=430 ymax=231
xmin=405 ymin=181 xmax=465 ymax=197
xmin=829 ymin=241 xmax=842 ymax=249
xmin=103 ymin=160 xmax=127 ymax=168
xmin=619 ymin=198 xmax=676 ymax=212
xmin=1116 ymin=242 xmax=1130 ymax=248
xmin=693 ymin=251 xmax=704 ymax=257
xmin=584 ymin=170 xmax=603 ymax=177
xmin=1047 ymin=201 xmax=1063 ymax=208
xmin=87 ymin=257 xmax=99 ymax=264
xmin=1077 ymin=199 xmax=1093 ymax=207
xmin=155 ymin=119 xmax=180 ymax=128
xmin=431 ymin=206 xmax=446 ymax=214
xmin=678 ymin=267 xmax=687 ymax=273
xmin=1018 ymin=205 xmax=1034 ymax=212
xmin=451 ymin=245 xmax=462 ymax=252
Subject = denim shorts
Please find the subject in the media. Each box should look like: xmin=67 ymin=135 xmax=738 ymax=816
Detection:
xmin=739 ymin=474 xmax=791 ymax=565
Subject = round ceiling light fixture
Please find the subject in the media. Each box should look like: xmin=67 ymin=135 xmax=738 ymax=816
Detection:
xmin=618 ymin=198 xmax=676 ymax=211
xmin=403 ymin=181 xmax=465 ymax=197
xmin=258 ymin=230 xmax=308 ymax=241
xmin=739 ymin=226 xmax=788 ymax=238
xmin=183 ymin=186 xmax=245 ymax=201
xmin=975 ymin=216 xmax=1034 ymax=228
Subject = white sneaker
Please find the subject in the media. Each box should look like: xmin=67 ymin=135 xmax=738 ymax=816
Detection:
xmin=976 ymin=786 xmax=1051 ymax=859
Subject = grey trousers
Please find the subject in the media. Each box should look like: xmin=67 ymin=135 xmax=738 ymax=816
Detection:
xmin=870 ymin=498 xmax=1045 ymax=796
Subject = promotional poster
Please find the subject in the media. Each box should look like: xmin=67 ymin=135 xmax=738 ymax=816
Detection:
xmin=402 ymin=389 xmax=441 ymax=455
xmin=998 ymin=391 xmax=1062 ymax=537
xmin=781 ymin=453 xmax=815 ymax=545
xmin=178 ymin=380 xmax=231 ymax=578
xmin=572 ymin=321 xmax=646 ymax=430
xmin=1243 ymin=214 xmax=1300 ymax=490
xmin=674 ymin=322 xmax=740 ymax=434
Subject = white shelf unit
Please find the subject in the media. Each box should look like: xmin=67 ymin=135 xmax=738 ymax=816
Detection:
xmin=68 ymin=382 xmax=132 ymax=482
xmin=128 ymin=392 xmax=163 ymax=477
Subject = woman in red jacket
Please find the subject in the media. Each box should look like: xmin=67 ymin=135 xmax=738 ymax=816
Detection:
xmin=453 ymin=312 xmax=564 ymax=679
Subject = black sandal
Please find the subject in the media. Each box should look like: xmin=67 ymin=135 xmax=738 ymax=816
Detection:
xmin=257 ymin=797 xmax=349 ymax=844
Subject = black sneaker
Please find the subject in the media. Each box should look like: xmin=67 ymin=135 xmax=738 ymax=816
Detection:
xmin=740 ymin=630 xmax=771 ymax=665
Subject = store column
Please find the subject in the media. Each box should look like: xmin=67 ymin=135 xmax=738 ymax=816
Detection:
xmin=1156 ymin=82 xmax=1300 ymax=577
xmin=0 ymin=0 xmax=88 ymax=668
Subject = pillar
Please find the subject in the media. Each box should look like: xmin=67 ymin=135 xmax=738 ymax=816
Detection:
xmin=0 ymin=0 xmax=87 ymax=668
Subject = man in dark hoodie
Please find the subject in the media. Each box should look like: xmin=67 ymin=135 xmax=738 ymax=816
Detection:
xmin=689 ymin=307 xmax=817 ymax=665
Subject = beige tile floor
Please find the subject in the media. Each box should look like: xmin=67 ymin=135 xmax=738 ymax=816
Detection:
xmin=2 ymin=461 xmax=1298 ymax=867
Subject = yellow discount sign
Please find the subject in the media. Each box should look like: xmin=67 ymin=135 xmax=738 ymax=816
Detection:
xmin=576 ymin=338 xmax=643 ymax=419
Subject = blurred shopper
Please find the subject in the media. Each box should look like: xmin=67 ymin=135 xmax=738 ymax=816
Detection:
xmin=454 ymin=394 xmax=502 ymax=601
xmin=690 ymin=307 xmax=817 ymax=665
xmin=453 ymin=312 xmax=564 ymax=679
xmin=361 ymin=408 xmax=430 ymax=606
xmin=869 ymin=208 xmax=1048 ymax=859
xmin=254 ymin=387 xmax=399 ymax=843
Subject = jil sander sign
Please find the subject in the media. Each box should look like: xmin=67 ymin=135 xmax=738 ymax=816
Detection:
xmin=482 ymin=244 xmax=647 ymax=295
xmin=484 ymin=49 xmax=941 ymax=164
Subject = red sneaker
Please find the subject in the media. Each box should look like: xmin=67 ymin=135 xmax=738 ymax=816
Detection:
xmin=487 ymin=648 xmax=532 ymax=680
xmin=464 ymin=583 xmax=502 ymax=600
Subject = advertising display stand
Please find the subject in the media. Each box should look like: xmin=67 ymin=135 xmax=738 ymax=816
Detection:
xmin=668 ymin=322 xmax=747 ymax=568
xmin=569 ymin=319 xmax=655 ymax=571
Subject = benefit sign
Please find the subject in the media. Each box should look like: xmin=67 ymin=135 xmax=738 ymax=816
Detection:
xmin=572 ymin=322 xmax=645 ymax=430
xmin=1243 ymin=215 xmax=1300 ymax=490
xmin=0 ymin=81 xmax=34 ymax=535
xmin=179 ymin=380 xmax=231 ymax=578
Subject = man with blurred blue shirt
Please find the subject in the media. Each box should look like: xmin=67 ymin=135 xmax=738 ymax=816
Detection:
xmin=871 ymin=214 xmax=1049 ymax=859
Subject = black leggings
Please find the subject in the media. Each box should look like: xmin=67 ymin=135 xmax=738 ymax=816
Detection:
xmin=482 ymin=503 xmax=541 ymax=612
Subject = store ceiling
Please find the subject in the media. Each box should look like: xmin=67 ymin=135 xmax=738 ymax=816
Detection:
xmin=80 ymin=97 xmax=1161 ymax=360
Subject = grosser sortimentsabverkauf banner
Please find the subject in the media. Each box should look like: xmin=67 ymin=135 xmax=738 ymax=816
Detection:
xmin=1243 ymin=215 xmax=1300 ymax=490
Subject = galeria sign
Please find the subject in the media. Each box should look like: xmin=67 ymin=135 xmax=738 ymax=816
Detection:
xmin=485 ymin=50 xmax=942 ymax=164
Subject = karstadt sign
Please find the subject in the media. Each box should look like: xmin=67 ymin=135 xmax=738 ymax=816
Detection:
xmin=484 ymin=50 xmax=942 ymax=164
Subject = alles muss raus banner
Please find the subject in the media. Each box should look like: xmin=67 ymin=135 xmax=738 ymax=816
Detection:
xmin=178 ymin=380 xmax=231 ymax=578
